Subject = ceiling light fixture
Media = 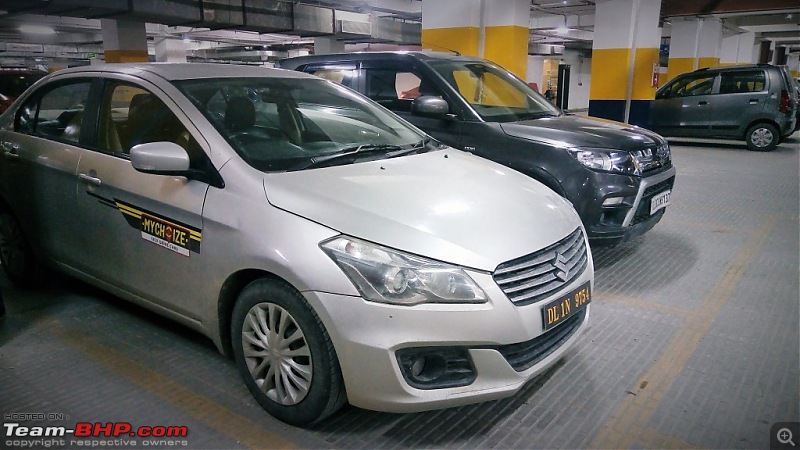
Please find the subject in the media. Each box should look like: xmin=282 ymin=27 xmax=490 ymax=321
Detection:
xmin=19 ymin=24 xmax=56 ymax=35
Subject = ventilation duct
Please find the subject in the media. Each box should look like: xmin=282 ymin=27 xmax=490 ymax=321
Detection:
xmin=292 ymin=4 xmax=334 ymax=36
xmin=0 ymin=0 xmax=129 ymax=17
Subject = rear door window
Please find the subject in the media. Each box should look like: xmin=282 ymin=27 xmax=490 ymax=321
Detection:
xmin=719 ymin=71 xmax=766 ymax=94
xmin=16 ymin=80 xmax=92 ymax=144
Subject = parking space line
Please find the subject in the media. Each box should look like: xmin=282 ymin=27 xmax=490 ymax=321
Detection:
xmin=589 ymin=216 xmax=778 ymax=449
xmin=48 ymin=319 xmax=300 ymax=450
xmin=594 ymin=290 xmax=690 ymax=318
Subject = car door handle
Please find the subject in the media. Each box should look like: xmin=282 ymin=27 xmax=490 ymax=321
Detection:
xmin=749 ymin=99 xmax=759 ymax=104
xmin=0 ymin=141 xmax=20 ymax=158
xmin=698 ymin=101 xmax=708 ymax=105
xmin=78 ymin=173 xmax=102 ymax=186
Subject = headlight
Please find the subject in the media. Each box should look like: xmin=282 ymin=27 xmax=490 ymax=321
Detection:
xmin=567 ymin=148 xmax=639 ymax=175
xmin=320 ymin=236 xmax=487 ymax=305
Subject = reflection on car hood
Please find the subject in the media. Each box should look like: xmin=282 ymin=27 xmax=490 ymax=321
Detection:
xmin=500 ymin=115 xmax=665 ymax=152
xmin=263 ymin=150 xmax=580 ymax=271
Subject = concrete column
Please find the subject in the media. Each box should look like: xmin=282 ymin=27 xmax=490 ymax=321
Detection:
xmin=588 ymin=0 xmax=662 ymax=125
xmin=154 ymin=38 xmax=187 ymax=63
xmin=101 ymin=19 xmax=148 ymax=63
xmin=719 ymin=31 xmax=756 ymax=65
xmin=563 ymin=49 xmax=590 ymax=110
xmin=421 ymin=0 xmax=529 ymax=78
xmin=314 ymin=37 xmax=345 ymax=55
xmin=665 ymin=17 xmax=722 ymax=81
xmin=787 ymin=53 xmax=799 ymax=79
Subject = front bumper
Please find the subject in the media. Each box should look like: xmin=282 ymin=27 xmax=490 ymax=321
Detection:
xmin=303 ymin=269 xmax=592 ymax=413
xmin=586 ymin=166 xmax=677 ymax=245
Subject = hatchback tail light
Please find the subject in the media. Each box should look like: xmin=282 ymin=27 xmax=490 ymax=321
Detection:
xmin=779 ymin=89 xmax=793 ymax=114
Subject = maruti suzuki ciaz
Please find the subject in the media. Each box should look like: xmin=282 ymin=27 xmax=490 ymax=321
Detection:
xmin=0 ymin=63 xmax=593 ymax=426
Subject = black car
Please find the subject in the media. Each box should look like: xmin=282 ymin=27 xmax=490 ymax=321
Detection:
xmin=280 ymin=52 xmax=676 ymax=245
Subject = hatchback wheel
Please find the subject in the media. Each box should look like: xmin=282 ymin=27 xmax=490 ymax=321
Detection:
xmin=231 ymin=278 xmax=346 ymax=426
xmin=746 ymin=123 xmax=779 ymax=152
xmin=0 ymin=210 xmax=41 ymax=286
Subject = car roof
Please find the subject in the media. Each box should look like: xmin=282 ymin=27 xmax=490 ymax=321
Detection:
xmin=282 ymin=51 xmax=485 ymax=66
xmin=49 ymin=62 xmax=316 ymax=81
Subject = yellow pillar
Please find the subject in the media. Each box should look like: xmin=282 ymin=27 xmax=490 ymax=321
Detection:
xmin=101 ymin=19 xmax=148 ymax=63
xmin=665 ymin=17 xmax=722 ymax=82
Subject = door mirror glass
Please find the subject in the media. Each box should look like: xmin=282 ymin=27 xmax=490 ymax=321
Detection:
xmin=412 ymin=96 xmax=449 ymax=117
xmin=130 ymin=141 xmax=190 ymax=175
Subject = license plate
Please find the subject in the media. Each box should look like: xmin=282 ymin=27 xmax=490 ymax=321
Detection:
xmin=650 ymin=189 xmax=671 ymax=215
xmin=541 ymin=281 xmax=591 ymax=331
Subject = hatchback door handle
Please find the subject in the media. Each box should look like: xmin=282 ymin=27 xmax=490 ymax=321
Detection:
xmin=698 ymin=101 xmax=708 ymax=105
xmin=749 ymin=99 xmax=759 ymax=104
xmin=78 ymin=173 xmax=102 ymax=186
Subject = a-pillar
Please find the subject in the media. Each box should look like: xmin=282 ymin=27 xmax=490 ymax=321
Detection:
xmin=719 ymin=31 xmax=756 ymax=66
xmin=154 ymin=37 xmax=187 ymax=63
xmin=101 ymin=19 xmax=148 ymax=63
xmin=665 ymin=17 xmax=722 ymax=81
xmin=588 ymin=0 xmax=662 ymax=126
xmin=421 ymin=0 xmax=529 ymax=78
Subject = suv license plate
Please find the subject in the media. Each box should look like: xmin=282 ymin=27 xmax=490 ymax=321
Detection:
xmin=541 ymin=281 xmax=591 ymax=331
xmin=650 ymin=189 xmax=671 ymax=215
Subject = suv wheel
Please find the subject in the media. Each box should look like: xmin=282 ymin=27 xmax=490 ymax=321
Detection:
xmin=231 ymin=278 xmax=346 ymax=426
xmin=0 ymin=209 xmax=42 ymax=286
xmin=746 ymin=123 xmax=779 ymax=151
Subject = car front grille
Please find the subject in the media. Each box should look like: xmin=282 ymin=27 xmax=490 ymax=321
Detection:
xmin=495 ymin=308 xmax=586 ymax=372
xmin=493 ymin=228 xmax=588 ymax=306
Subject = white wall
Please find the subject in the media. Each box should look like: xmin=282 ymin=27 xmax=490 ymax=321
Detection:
xmin=526 ymin=55 xmax=545 ymax=91
xmin=563 ymin=50 xmax=590 ymax=110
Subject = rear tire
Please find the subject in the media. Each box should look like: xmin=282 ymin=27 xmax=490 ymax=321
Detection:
xmin=0 ymin=209 xmax=42 ymax=287
xmin=231 ymin=278 xmax=346 ymax=427
xmin=745 ymin=123 xmax=778 ymax=151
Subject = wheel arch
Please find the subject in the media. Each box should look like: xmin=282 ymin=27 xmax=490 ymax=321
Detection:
xmin=217 ymin=268 xmax=291 ymax=357
xmin=743 ymin=118 xmax=781 ymax=141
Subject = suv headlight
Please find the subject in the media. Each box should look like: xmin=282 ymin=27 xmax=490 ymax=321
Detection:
xmin=567 ymin=148 xmax=640 ymax=176
xmin=321 ymin=236 xmax=487 ymax=305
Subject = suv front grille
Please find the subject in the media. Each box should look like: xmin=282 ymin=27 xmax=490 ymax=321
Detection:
xmin=495 ymin=308 xmax=586 ymax=372
xmin=493 ymin=228 xmax=588 ymax=306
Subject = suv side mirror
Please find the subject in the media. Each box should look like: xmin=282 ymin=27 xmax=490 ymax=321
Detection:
xmin=131 ymin=141 xmax=190 ymax=175
xmin=412 ymin=96 xmax=450 ymax=118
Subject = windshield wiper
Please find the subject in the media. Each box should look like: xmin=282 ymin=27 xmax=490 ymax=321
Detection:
xmin=518 ymin=111 xmax=559 ymax=120
xmin=288 ymin=143 xmax=403 ymax=171
xmin=289 ymin=139 xmax=434 ymax=171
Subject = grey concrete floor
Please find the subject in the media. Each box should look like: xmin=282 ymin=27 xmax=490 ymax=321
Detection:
xmin=1 ymin=136 xmax=798 ymax=449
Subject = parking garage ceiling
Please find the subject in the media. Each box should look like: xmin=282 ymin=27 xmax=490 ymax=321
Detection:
xmin=0 ymin=0 xmax=797 ymax=66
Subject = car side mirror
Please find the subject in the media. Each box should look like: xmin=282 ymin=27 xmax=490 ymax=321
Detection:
xmin=412 ymin=96 xmax=450 ymax=118
xmin=130 ymin=141 xmax=190 ymax=175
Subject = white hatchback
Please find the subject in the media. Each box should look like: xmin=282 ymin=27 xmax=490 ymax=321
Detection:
xmin=0 ymin=63 xmax=593 ymax=426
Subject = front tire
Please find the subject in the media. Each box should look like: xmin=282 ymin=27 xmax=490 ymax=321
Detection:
xmin=231 ymin=278 xmax=346 ymax=426
xmin=746 ymin=123 xmax=779 ymax=151
xmin=0 ymin=209 xmax=41 ymax=286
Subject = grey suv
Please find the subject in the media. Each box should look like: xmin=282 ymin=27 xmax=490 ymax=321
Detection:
xmin=281 ymin=52 xmax=676 ymax=245
xmin=650 ymin=64 xmax=797 ymax=151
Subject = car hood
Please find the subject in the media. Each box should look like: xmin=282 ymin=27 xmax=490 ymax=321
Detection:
xmin=500 ymin=115 xmax=665 ymax=152
xmin=263 ymin=150 xmax=581 ymax=271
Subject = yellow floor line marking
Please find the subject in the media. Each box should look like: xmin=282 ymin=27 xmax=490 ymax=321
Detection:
xmin=594 ymin=290 xmax=690 ymax=318
xmin=590 ymin=216 xmax=778 ymax=449
xmin=49 ymin=320 xmax=298 ymax=450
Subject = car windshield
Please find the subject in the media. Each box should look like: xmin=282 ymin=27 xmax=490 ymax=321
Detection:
xmin=428 ymin=60 xmax=561 ymax=122
xmin=0 ymin=72 xmax=45 ymax=97
xmin=175 ymin=77 xmax=431 ymax=172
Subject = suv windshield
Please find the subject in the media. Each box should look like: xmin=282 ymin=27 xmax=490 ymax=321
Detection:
xmin=428 ymin=60 xmax=561 ymax=122
xmin=176 ymin=77 xmax=429 ymax=172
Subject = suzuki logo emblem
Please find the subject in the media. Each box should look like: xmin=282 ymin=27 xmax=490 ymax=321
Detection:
xmin=553 ymin=252 xmax=569 ymax=282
